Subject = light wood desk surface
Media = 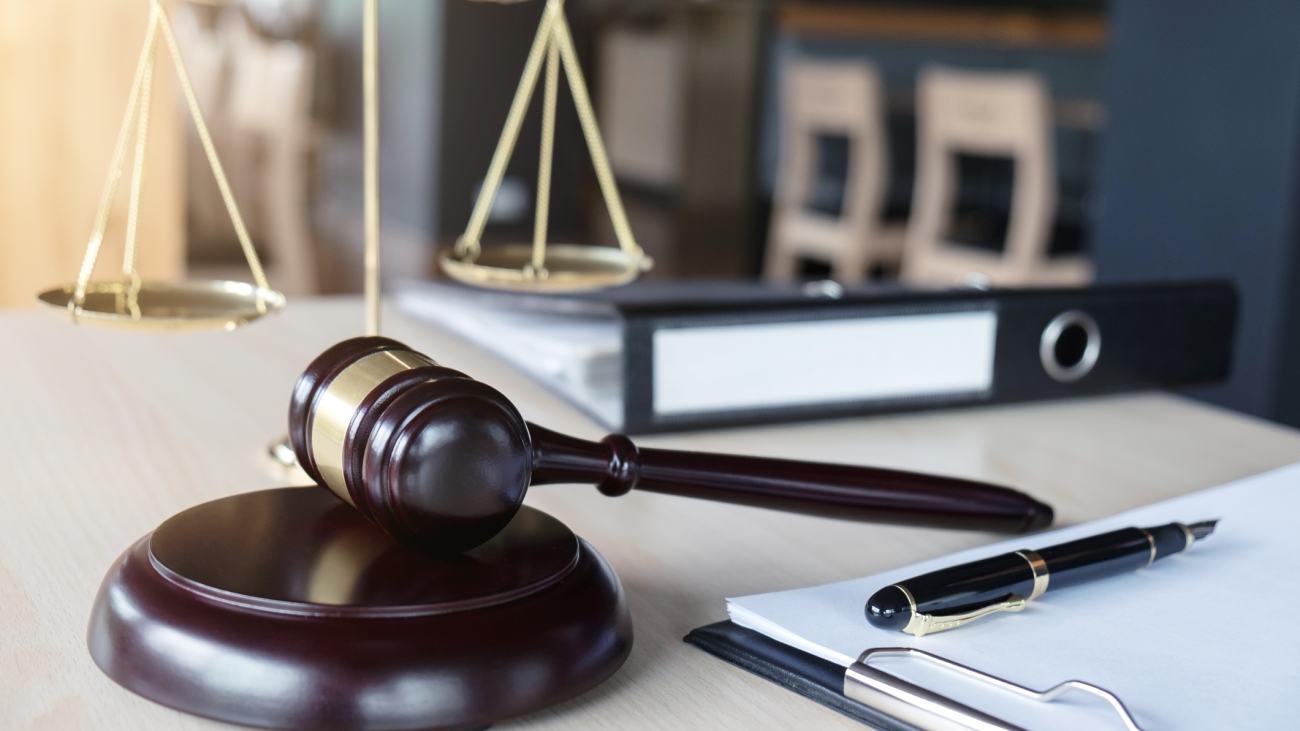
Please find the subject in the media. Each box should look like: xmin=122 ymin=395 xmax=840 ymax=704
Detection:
xmin=4 ymin=298 xmax=1299 ymax=730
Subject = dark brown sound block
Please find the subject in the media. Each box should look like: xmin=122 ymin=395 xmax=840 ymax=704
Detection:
xmin=87 ymin=487 xmax=633 ymax=730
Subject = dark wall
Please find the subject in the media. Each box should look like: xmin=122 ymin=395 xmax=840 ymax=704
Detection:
xmin=1092 ymin=0 xmax=1300 ymax=423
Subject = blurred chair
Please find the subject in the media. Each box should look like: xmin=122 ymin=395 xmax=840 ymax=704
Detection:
xmin=174 ymin=2 xmax=320 ymax=296
xmin=901 ymin=66 xmax=1091 ymax=287
xmin=226 ymin=11 xmax=319 ymax=295
xmin=764 ymin=59 xmax=902 ymax=284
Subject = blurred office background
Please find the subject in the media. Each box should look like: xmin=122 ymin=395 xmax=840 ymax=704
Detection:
xmin=4 ymin=0 xmax=1300 ymax=425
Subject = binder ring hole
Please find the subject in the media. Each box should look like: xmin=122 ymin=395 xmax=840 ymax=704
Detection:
xmin=1055 ymin=325 xmax=1089 ymax=368
xmin=1041 ymin=310 xmax=1100 ymax=382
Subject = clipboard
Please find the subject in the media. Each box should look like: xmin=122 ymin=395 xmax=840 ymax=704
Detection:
xmin=689 ymin=463 xmax=1300 ymax=731
xmin=685 ymin=621 xmax=1142 ymax=731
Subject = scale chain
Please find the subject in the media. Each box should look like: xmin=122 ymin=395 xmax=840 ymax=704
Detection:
xmin=531 ymin=31 xmax=561 ymax=275
xmin=553 ymin=12 xmax=642 ymax=260
xmin=73 ymin=5 xmax=161 ymax=311
xmin=457 ymin=0 xmax=562 ymax=260
xmin=457 ymin=0 xmax=644 ymax=278
xmin=156 ymin=0 xmax=271 ymax=307
xmin=72 ymin=0 xmax=274 ymax=318
xmin=122 ymin=40 xmax=155 ymax=285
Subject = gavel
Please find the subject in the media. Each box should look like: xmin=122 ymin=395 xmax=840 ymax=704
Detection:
xmin=289 ymin=337 xmax=1053 ymax=555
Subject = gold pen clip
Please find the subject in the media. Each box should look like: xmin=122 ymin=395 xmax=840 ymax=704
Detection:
xmin=898 ymin=549 xmax=1049 ymax=637
xmin=902 ymin=595 xmax=1029 ymax=637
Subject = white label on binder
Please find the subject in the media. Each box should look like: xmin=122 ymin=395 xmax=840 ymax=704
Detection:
xmin=653 ymin=310 xmax=997 ymax=415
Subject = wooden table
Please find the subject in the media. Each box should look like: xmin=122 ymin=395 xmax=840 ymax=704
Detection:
xmin=4 ymin=299 xmax=1299 ymax=730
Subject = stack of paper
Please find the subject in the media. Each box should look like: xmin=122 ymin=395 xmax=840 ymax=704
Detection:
xmin=394 ymin=281 xmax=625 ymax=427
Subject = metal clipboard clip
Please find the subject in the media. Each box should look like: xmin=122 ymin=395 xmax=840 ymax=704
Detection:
xmin=843 ymin=648 xmax=1144 ymax=731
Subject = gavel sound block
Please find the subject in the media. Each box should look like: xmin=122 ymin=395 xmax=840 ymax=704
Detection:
xmin=86 ymin=336 xmax=1052 ymax=731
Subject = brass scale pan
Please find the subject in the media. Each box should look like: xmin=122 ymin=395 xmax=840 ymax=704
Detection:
xmin=38 ymin=281 xmax=284 ymax=333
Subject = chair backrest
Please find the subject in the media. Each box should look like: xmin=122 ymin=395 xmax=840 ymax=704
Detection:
xmin=901 ymin=66 xmax=1089 ymax=287
xmin=227 ymin=19 xmax=314 ymax=140
xmin=226 ymin=18 xmax=319 ymax=295
xmin=174 ymin=4 xmax=320 ymax=295
xmin=764 ymin=59 xmax=889 ymax=284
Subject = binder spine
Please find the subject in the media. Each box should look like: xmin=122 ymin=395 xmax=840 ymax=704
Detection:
xmin=621 ymin=282 xmax=1236 ymax=435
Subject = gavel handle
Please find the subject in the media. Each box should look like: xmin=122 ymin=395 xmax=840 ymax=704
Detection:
xmin=527 ymin=423 xmax=1052 ymax=534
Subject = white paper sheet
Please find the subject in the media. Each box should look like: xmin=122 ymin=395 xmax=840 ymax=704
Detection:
xmin=728 ymin=463 xmax=1300 ymax=730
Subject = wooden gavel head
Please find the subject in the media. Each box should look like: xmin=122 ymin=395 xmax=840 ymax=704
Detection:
xmin=289 ymin=337 xmax=533 ymax=555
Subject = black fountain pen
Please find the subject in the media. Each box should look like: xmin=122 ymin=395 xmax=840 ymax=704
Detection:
xmin=866 ymin=520 xmax=1218 ymax=637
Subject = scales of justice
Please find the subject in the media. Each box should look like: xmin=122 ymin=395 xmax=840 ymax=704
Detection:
xmin=44 ymin=1 xmax=1053 ymax=728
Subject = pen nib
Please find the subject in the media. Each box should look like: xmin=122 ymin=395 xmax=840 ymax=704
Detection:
xmin=1188 ymin=519 xmax=1218 ymax=540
